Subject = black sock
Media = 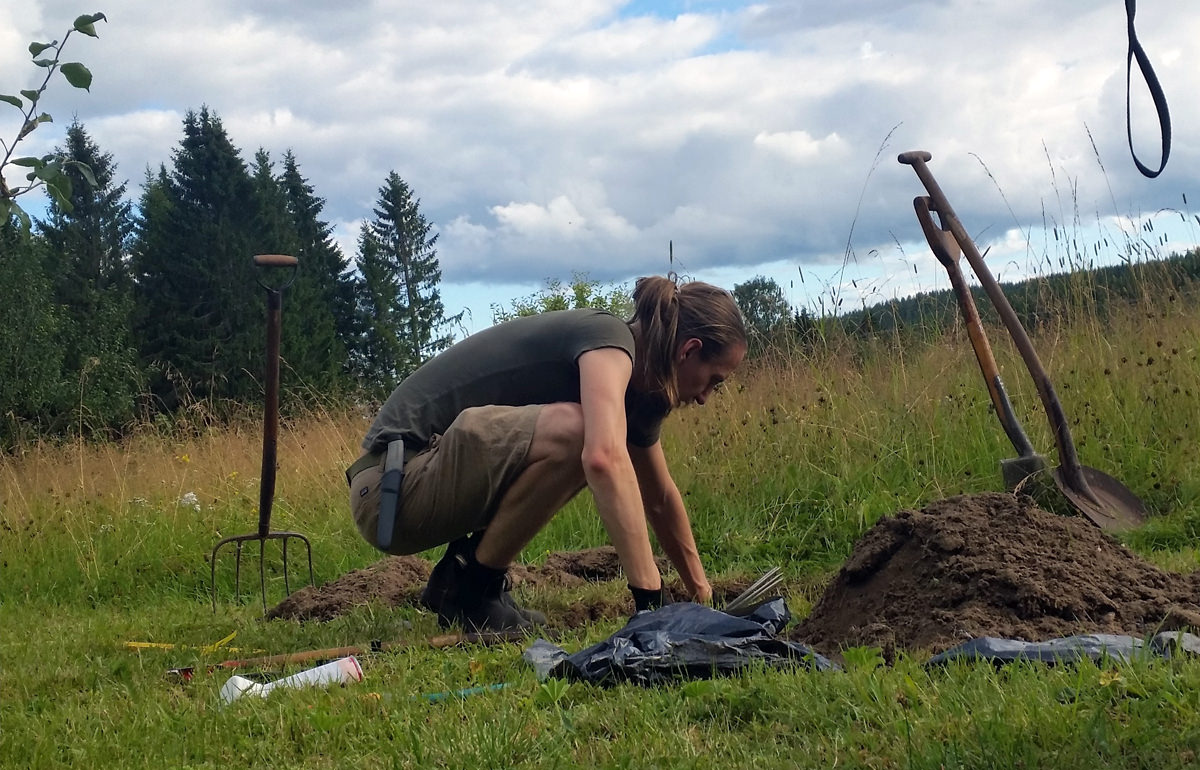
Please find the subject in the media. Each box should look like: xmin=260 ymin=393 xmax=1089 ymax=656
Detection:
xmin=629 ymin=583 xmax=664 ymax=612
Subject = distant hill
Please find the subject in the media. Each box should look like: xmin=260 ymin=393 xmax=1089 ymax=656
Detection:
xmin=822 ymin=248 xmax=1200 ymax=341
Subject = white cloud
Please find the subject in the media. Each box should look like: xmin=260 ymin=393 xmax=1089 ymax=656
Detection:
xmin=517 ymin=13 xmax=723 ymax=74
xmin=493 ymin=197 xmax=589 ymax=238
xmin=754 ymin=129 xmax=847 ymax=163
xmin=5 ymin=0 xmax=1199 ymax=320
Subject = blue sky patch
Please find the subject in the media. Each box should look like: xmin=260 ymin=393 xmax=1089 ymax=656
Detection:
xmin=616 ymin=0 xmax=751 ymax=54
xmin=617 ymin=0 xmax=750 ymax=19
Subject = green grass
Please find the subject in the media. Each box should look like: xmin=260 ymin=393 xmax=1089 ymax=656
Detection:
xmin=4 ymin=274 xmax=1200 ymax=768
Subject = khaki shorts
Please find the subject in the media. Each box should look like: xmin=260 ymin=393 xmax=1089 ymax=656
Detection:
xmin=349 ymin=404 xmax=543 ymax=555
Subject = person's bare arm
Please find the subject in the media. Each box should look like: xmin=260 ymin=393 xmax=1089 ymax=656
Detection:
xmin=577 ymin=348 xmax=662 ymax=590
xmin=629 ymin=441 xmax=712 ymax=603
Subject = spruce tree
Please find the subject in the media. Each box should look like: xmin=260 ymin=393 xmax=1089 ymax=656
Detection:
xmin=132 ymin=107 xmax=264 ymax=410
xmin=249 ymin=149 xmax=299 ymax=257
xmin=352 ymin=171 xmax=460 ymax=393
xmin=277 ymin=151 xmax=355 ymax=393
xmin=37 ymin=121 xmax=140 ymax=434
xmin=247 ymin=149 xmax=328 ymax=398
xmin=351 ymin=222 xmax=403 ymax=391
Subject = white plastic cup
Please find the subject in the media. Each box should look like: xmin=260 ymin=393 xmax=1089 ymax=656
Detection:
xmin=220 ymin=656 xmax=364 ymax=705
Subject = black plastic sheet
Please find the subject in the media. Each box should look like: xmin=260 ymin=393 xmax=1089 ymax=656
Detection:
xmin=523 ymin=599 xmax=839 ymax=685
xmin=927 ymin=631 xmax=1200 ymax=666
xmin=524 ymin=602 xmax=1200 ymax=684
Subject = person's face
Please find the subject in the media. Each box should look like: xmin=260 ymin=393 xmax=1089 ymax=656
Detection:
xmin=674 ymin=338 xmax=746 ymax=406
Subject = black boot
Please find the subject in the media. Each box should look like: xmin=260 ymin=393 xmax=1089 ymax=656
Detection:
xmin=422 ymin=536 xmax=545 ymax=629
xmin=439 ymin=556 xmax=529 ymax=632
xmin=497 ymin=577 xmax=547 ymax=626
xmin=419 ymin=535 xmax=474 ymax=613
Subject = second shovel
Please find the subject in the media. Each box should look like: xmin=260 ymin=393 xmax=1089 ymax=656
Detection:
xmin=912 ymin=195 xmax=1046 ymax=492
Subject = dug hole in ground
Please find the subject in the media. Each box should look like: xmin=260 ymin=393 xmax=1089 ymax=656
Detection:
xmin=268 ymin=492 xmax=1200 ymax=663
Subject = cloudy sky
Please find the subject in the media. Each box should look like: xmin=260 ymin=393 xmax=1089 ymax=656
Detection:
xmin=4 ymin=1 xmax=1199 ymax=331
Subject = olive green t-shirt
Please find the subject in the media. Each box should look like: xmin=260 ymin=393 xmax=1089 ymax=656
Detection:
xmin=362 ymin=309 xmax=669 ymax=453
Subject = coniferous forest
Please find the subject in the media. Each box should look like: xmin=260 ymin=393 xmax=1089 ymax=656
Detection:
xmin=1 ymin=109 xmax=459 ymax=446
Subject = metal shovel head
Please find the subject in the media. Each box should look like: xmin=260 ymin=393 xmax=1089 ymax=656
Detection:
xmin=1000 ymin=453 xmax=1047 ymax=493
xmin=1052 ymin=465 xmax=1148 ymax=532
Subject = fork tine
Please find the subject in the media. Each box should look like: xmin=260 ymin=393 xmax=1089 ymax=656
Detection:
xmin=258 ymin=539 xmax=268 ymax=615
xmin=235 ymin=540 xmax=245 ymax=599
xmin=282 ymin=537 xmax=290 ymax=596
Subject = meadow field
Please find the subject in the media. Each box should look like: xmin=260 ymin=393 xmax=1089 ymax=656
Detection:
xmin=3 ymin=262 xmax=1200 ymax=768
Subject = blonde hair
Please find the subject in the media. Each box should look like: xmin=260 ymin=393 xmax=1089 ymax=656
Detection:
xmin=629 ymin=274 xmax=746 ymax=406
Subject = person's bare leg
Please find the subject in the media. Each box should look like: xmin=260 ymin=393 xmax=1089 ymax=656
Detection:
xmin=473 ymin=402 xmax=586 ymax=568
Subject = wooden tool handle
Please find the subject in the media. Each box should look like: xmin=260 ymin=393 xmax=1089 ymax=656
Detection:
xmin=252 ymin=254 xmax=299 ymax=267
xmin=214 ymin=630 xmax=537 ymax=670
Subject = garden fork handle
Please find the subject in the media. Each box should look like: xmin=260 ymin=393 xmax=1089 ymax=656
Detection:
xmin=253 ymin=254 xmax=298 ymax=536
xmin=898 ymin=152 xmax=1092 ymax=494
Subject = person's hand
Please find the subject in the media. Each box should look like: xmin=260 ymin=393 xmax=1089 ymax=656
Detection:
xmin=689 ymin=580 xmax=713 ymax=606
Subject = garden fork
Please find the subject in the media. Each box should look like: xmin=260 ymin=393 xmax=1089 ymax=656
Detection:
xmin=210 ymin=254 xmax=314 ymax=613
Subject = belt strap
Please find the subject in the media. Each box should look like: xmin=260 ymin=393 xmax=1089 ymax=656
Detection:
xmin=345 ymin=451 xmax=384 ymax=485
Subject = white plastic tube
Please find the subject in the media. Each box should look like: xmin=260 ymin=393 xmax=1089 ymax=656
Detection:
xmin=220 ymin=656 xmax=363 ymax=705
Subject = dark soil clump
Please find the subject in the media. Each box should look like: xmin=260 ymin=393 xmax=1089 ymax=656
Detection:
xmin=792 ymin=492 xmax=1200 ymax=658
xmin=266 ymin=555 xmax=432 ymax=622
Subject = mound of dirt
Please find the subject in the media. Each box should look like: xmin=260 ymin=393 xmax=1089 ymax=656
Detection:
xmin=267 ymin=555 xmax=432 ymax=622
xmin=792 ymin=492 xmax=1200 ymax=658
xmin=267 ymin=546 xmax=752 ymax=624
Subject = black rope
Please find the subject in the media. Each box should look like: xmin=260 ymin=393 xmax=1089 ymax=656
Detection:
xmin=1125 ymin=0 xmax=1171 ymax=178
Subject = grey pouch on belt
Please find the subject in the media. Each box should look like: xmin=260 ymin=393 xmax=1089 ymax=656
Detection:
xmin=377 ymin=439 xmax=406 ymax=551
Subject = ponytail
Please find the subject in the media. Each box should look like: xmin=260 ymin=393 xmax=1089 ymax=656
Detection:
xmin=631 ymin=275 xmax=682 ymax=405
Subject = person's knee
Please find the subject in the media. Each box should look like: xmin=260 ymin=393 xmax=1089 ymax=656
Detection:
xmin=531 ymin=402 xmax=585 ymax=465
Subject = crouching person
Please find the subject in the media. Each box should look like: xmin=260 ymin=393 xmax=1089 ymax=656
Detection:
xmin=346 ymin=274 xmax=747 ymax=632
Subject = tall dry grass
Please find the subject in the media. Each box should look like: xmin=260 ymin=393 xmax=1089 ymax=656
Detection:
xmin=0 ymin=405 xmax=365 ymax=525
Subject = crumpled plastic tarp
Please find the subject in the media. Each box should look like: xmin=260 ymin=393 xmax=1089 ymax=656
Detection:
xmin=927 ymin=631 xmax=1200 ymax=666
xmin=523 ymin=601 xmax=1200 ymax=684
xmin=522 ymin=599 xmax=839 ymax=685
